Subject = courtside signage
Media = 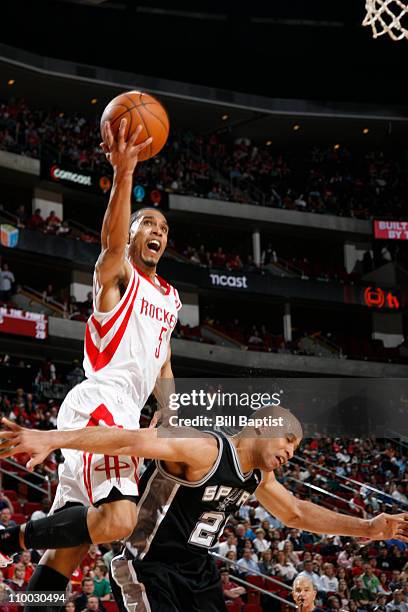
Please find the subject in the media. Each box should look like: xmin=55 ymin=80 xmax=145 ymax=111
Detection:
xmin=209 ymin=273 xmax=248 ymax=289
xmin=374 ymin=220 xmax=408 ymax=240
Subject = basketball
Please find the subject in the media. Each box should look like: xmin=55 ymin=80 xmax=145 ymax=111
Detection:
xmin=100 ymin=90 xmax=169 ymax=162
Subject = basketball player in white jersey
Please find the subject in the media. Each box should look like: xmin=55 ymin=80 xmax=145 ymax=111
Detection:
xmin=0 ymin=119 xmax=181 ymax=597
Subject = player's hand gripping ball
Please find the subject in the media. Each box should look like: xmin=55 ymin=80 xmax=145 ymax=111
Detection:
xmin=100 ymin=90 xmax=170 ymax=161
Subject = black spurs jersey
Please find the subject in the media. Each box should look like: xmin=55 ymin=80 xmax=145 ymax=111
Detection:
xmin=110 ymin=433 xmax=262 ymax=612
xmin=125 ymin=432 xmax=261 ymax=563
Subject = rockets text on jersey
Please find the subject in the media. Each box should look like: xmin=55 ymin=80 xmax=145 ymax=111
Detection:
xmin=83 ymin=264 xmax=181 ymax=407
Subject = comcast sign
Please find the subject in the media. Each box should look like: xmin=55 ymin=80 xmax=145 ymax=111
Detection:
xmin=50 ymin=165 xmax=92 ymax=186
xmin=209 ymin=273 xmax=248 ymax=289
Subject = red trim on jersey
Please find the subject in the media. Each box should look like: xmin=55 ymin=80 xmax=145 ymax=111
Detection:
xmin=134 ymin=265 xmax=171 ymax=296
xmin=91 ymin=272 xmax=137 ymax=339
xmin=87 ymin=453 xmax=93 ymax=503
xmin=85 ymin=277 xmax=140 ymax=371
xmin=131 ymin=457 xmax=139 ymax=485
xmin=104 ymin=455 xmax=111 ymax=481
xmin=83 ymin=452 xmax=93 ymax=504
xmin=114 ymin=456 xmax=121 ymax=483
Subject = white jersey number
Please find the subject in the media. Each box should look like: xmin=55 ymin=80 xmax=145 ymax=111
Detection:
xmin=188 ymin=511 xmax=226 ymax=548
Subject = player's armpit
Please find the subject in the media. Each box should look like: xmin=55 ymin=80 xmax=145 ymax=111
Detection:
xmin=95 ymin=249 xmax=130 ymax=287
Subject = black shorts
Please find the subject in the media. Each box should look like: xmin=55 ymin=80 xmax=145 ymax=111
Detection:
xmin=110 ymin=555 xmax=227 ymax=612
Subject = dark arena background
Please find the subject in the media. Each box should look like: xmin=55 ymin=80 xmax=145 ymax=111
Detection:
xmin=1 ymin=1 xmax=408 ymax=610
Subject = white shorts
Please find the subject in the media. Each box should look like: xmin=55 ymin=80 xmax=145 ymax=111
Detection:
xmin=50 ymin=380 xmax=142 ymax=513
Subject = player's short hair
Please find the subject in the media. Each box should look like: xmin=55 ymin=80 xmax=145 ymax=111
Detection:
xmin=240 ymin=404 xmax=303 ymax=441
xmin=129 ymin=207 xmax=168 ymax=235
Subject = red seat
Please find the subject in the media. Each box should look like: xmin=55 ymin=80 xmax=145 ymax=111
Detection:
xmin=23 ymin=502 xmax=42 ymax=516
xmin=244 ymin=605 xmax=262 ymax=612
xmin=246 ymin=575 xmax=265 ymax=590
xmin=103 ymin=602 xmax=119 ymax=612
xmin=11 ymin=513 xmax=26 ymax=524
xmin=3 ymin=489 xmax=18 ymax=500
xmin=226 ymin=603 xmax=241 ymax=612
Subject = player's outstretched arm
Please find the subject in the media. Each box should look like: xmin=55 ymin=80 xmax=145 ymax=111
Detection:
xmin=96 ymin=119 xmax=152 ymax=307
xmin=255 ymin=471 xmax=408 ymax=541
xmin=0 ymin=418 xmax=215 ymax=472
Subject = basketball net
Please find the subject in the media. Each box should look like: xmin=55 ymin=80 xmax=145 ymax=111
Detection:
xmin=363 ymin=0 xmax=408 ymax=40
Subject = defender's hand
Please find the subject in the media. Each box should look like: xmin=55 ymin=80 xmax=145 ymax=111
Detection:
xmin=0 ymin=418 xmax=52 ymax=471
xmin=100 ymin=119 xmax=153 ymax=174
xmin=368 ymin=512 xmax=408 ymax=542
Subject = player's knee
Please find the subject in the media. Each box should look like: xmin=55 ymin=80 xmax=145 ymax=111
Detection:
xmin=96 ymin=501 xmax=137 ymax=540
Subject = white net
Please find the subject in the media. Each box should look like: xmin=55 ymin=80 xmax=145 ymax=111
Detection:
xmin=363 ymin=0 xmax=408 ymax=40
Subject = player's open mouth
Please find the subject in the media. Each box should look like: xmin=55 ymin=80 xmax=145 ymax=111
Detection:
xmin=146 ymin=240 xmax=161 ymax=253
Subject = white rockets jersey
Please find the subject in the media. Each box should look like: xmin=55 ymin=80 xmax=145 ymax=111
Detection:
xmin=83 ymin=264 xmax=181 ymax=407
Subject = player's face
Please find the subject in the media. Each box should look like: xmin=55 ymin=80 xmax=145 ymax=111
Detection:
xmin=129 ymin=211 xmax=169 ymax=268
xmin=292 ymin=578 xmax=316 ymax=610
xmin=258 ymin=433 xmax=300 ymax=471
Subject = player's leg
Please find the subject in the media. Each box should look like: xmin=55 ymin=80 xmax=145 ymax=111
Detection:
xmin=22 ymin=546 xmax=90 ymax=612
xmin=0 ymin=496 xmax=137 ymax=560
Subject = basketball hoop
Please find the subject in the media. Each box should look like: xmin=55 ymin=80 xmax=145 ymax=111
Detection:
xmin=363 ymin=0 xmax=408 ymax=40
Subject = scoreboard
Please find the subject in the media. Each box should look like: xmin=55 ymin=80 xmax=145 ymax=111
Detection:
xmin=0 ymin=307 xmax=48 ymax=340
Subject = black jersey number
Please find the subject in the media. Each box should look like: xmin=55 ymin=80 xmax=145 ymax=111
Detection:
xmin=188 ymin=511 xmax=226 ymax=548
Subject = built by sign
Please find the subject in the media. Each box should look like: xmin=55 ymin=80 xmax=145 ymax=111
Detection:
xmin=374 ymin=220 xmax=408 ymax=240
xmin=0 ymin=307 xmax=48 ymax=339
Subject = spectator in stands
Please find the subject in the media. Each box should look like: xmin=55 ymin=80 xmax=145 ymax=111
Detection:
xmin=65 ymin=601 xmax=76 ymax=612
xmin=272 ymin=550 xmax=298 ymax=583
xmin=18 ymin=550 xmax=35 ymax=583
xmin=319 ymin=562 xmax=339 ymax=593
xmin=296 ymin=559 xmax=321 ymax=591
xmin=82 ymin=595 xmax=105 ymax=612
xmin=6 ymin=563 xmax=27 ymax=593
xmin=253 ymin=528 xmax=270 ymax=554
xmin=30 ymin=497 xmax=50 ymax=521
xmin=74 ymin=578 xmax=96 ymax=612
xmin=218 ymin=533 xmax=237 ymax=558
xmin=258 ymin=549 xmax=274 ymax=576
xmin=281 ymin=540 xmax=301 ymax=566
xmin=337 ymin=578 xmax=350 ymax=609
xmin=0 ymin=264 xmax=15 ymax=302
xmin=212 ymin=246 xmax=226 ymax=268
xmin=0 ymin=508 xmax=16 ymax=529
xmin=385 ymin=589 xmax=408 ymax=611
xmin=101 ymin=541 xmax=122 ymax=570
xmin=57 ymin=220 xmax=71 ymax=237
xmin=92 ymin=565 xmax=111 ymax=601
xmin=27 ymin=208 xmax=44 ymax=231
xmin=362 ymin=562 xmax=381 ymax=595
xmin=349 ymin=576 xmax=375 ymax=607
xmin=44 ymin=210 xmax=61 ymax=234
xmin=236 ymin=548 xmax=259 ymax=577
xmin=220 ymin=567 xmax=246 ymax=609
xmin=0 ymin=492 xmax=13 ymax=513
xmin=0 ymin=569 xmax=15 ymax=603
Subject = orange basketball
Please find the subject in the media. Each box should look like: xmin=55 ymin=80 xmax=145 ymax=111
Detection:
xmin=100 ymin=90 xmax=169 ymax=162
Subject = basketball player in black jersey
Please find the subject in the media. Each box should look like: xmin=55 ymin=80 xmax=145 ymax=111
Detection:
xmin=1 ymin=406 xmax=408 ymax=612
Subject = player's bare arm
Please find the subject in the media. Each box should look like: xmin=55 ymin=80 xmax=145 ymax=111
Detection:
xmin=152 ymin=344 xmax=175 ymax=426
xmin=255 ymin=470 xmax=408 ymax=542
xmin=0 ymin=418 xmax=217 ymax=479
xmin=96 ymin=119 xmax=152 ymax=312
